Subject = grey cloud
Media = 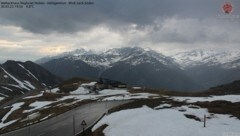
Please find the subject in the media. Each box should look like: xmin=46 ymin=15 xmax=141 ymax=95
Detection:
xmin=0 ymin=47 xmax=42 ymax=63
xmin=0 ymin=0 xmax=236 ymax=34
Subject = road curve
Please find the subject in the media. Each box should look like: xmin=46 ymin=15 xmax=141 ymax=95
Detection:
xmin=1 ymin=100 xmax=129 ymax=136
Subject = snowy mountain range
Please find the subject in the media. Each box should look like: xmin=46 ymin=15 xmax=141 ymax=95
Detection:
xmin=170 ymin=49 xmax=240 ymax=69
xmin=0 ymin=60 xmax=61 ymax=97
xmin=168 ymin=49 xmax=240 ymax=89
xmin=37 ymin=47 xmax=177 ymax=69
xmin=37 ymin=47 xmax=240 ymax=91
xmin=37 ymin=47 xmax=194 ymax=91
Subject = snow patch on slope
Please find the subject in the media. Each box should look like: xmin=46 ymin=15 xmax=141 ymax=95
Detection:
xmin=0 ymin=93 xmax=8 ymax=97
xmin=23 ymin=91 xmax=44 ymax=99
xmin=23 ymin=80 xmax=36 ymax=89
xmin=0 ymin=97 xmax=4 ymax=101
xmin=18 ymin=63 xmax=39 ymax=81
xmin=1 ymin=86 xmax=13 ymax=92
xmin=0 ymin=102 xmax=24 ymax=129
xmin=70 ymin=87 xmax=90 ymax=95
xmin=1 ymin=67 xmax=31 ymax=90
xmin=23 ymin=101 xmax=53 ymax=113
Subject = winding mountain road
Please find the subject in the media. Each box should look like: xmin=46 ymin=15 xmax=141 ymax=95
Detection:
xmin=1 ymin=100 xmax=129 ymax=136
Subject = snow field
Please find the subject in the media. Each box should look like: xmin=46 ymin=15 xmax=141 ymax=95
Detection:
xmin=93 ymin=104 xmax=240 ymax=136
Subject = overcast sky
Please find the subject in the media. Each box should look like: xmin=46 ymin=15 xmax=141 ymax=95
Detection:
xmin=0 ymin=0 xmax=240 ymax=62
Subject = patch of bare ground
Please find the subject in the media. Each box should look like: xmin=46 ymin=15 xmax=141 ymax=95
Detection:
xmin=184 ymin=114 xmax=201 ymax=122
xmin=0 ymin=97 xmax=13 ymax=106
xmin=194 ymin=100 xmax=240 ymax=119
xmin=0 ymin=108 xmax=11 ymax=121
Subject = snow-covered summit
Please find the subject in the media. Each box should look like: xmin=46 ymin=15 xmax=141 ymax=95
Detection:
xmin=36 ymin=48 xmax=94 ymax=64
xmin=100 ymin=47 xmax=175 ymax=67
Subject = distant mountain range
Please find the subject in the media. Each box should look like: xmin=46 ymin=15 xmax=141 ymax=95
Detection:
xmin=38 ymin=47 xmax=203 ymax=91
xmin=170 ymin=49 xmax=240 ymax=90
xmin=171 ymin=49 xmax=240 ymax=69
xmin=0 ymin=60 xmax=61 ymax=97
xmin=35 ymin=47 xmax=240 ymax=91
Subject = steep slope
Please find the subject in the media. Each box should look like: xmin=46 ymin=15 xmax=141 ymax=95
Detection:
xmin=0 ymin=60 xmax=61 ymax=97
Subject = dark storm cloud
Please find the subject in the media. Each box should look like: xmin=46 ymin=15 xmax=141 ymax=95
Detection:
xmin=0 ymin=0 xmax=237 ymax=34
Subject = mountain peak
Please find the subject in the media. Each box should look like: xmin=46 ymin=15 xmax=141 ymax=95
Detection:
xmin=35 ymin=48 xmax=94 ymax=64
